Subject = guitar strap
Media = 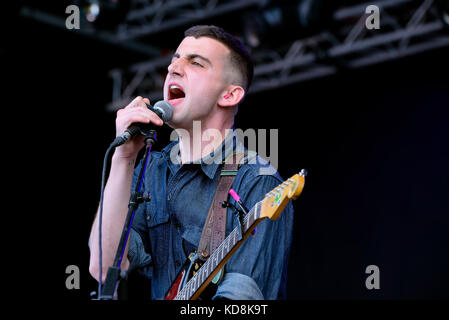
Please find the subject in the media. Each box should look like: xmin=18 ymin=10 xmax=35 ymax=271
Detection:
xmin=197 ymin=151 xmax=247 ymax=261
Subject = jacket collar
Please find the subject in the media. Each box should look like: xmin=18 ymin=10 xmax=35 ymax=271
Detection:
xmin=162 ymin=127 xmax=240 ymax=179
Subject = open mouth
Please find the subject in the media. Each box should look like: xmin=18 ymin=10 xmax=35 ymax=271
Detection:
xmin=168 ymin=83 xmax=186 ymax=105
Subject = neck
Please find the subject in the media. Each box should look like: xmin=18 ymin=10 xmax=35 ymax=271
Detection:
xmin=176 ymin=117 xmax=234 ymax=164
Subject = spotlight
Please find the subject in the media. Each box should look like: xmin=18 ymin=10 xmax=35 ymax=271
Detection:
xmin=86 ymin=2 xmax=100 ymax=22
xmin=80 ymin=0 xmax=130 ymax=30
xmin=243 ymin=7 xmax=282 ymax=48
xmin=241 ymin=0 xmax=335 ymax=48
xmin=436 ymin=0 xmax=449 ymax=27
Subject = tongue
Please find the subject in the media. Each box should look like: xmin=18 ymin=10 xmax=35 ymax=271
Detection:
xmin=171 ymin=88 xmax=185 ymax=99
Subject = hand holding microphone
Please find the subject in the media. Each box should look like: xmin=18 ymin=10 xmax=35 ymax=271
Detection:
xmin=111 ymin=97 xmax=173 ymax=155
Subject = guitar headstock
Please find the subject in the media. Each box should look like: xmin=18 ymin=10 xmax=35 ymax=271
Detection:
xmin=260 ymin=169 xmax=307 ymax=220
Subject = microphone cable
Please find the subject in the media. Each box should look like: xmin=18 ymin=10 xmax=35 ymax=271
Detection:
xmin=95 ymin=100 xmax=172 ymax=299
xmin=97 ymin=143 xmax=115 ymax=299
xmin=96 ymin=136 xmax=155 ymax=299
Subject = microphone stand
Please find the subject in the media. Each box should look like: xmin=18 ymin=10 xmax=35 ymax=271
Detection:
xmin=100 ymin=129 xmax=157 ymax=300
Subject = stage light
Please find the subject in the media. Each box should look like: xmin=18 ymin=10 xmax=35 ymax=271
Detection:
xmin=241 ymin=0 xmax=335 ymax=48
xmin=80 ymin=0 xmax=130 ymax=30
xmin=243 ymin=7 xmax=283 ymax=48
xmin=86 ymin=2 xmax=100 ymax=22
xmin=437 ymin=0 xmax=449 ymax=27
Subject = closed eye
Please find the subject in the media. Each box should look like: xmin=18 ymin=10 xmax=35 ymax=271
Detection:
xmin=192 ymin=61 xmax=203 ymax=67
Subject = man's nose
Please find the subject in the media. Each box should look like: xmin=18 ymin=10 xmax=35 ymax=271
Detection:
xmin=167 ymin=58 xmax=185 ymax=77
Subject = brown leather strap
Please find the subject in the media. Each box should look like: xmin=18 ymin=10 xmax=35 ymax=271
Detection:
xmin=197 ymin=152 xmax=246 ymax=260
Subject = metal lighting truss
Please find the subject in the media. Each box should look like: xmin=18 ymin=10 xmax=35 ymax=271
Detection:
xmin=18 ymin=0 xmax=449 ymax=110
xmin=106 ymin=0 xmax=449 ymax=111
xmin=116 ymin=0 xmax=266 ymax=40
xmin=20 ymin=0 xmax=265 ymax=55
xmin=249 ymin=0 xmax=449 ymax=94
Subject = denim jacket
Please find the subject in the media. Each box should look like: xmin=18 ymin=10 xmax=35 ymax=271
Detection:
xmin=127 ymin=130 xmax=294 ymax=300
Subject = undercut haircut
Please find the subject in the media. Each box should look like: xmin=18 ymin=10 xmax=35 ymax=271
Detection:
xmin=184 ymin=25 xmax=254 ymax=94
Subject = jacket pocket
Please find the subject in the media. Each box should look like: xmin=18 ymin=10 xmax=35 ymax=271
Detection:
xmin=146 ymin=202 xmax=170 ymax=266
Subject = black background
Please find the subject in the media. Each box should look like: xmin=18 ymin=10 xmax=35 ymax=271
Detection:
xmin=4 ymin=3 xmax=449 ymax=302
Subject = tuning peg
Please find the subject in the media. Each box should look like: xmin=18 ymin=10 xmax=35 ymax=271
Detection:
xmin=299 ymin=169 xmax=308 ymax=177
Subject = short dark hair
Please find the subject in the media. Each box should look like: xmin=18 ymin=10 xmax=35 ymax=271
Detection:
xmin=184 ymin=25 xmax=253 ymax=93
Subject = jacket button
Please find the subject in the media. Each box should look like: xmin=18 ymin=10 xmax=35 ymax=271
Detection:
xmin=176 ymin=260 xmax=181 ymax=267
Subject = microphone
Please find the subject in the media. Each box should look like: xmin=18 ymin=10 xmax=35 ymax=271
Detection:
xmin=111 ymin=100 xmax=174 ymax=147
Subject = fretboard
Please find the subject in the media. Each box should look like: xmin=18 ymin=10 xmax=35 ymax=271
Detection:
xmin=174 ymin=200 xmax=263 ymax=300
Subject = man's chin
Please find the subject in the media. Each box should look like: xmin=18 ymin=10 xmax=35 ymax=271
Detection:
xmin=165 ymin=116 xmax=190 ymax=131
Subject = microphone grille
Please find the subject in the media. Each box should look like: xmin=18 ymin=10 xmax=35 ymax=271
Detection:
xmin=153 ymin=100 xmax=174 ymax=122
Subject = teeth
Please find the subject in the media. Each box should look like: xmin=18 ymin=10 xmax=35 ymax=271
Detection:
xmin=170 ymin=85 xmax=180 ymax=90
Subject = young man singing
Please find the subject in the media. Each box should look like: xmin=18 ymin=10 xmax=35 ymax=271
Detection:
xmin=89 ymin=25 xmax=294 ymax=300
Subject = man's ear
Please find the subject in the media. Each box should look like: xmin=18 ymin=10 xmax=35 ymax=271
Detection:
xmin=218 ymin=85 xmax=245 ymax=107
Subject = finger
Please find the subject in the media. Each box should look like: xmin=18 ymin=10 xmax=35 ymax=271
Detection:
xmin=122 ymin=108 xmax=151 ymax=123
xmin=122 ymin=108 xmax=163 ymax=127
xmin=129 ymin=105 xmax=163 ymax=125
xmin=142 ymin=97 xmax=151 ymax=105
xmin=130 ymin=98 xmax=152 ymax=113
xmin=141 ymin=108 xmax=163 ymax=126
xmin=149 ymin=113 xmax=163 ymax=126
xmin=126 ymin=96 xmax=144 ymax=109
xmin=121 ymin=114 xmax=149 ymax=130
xmin=117 ymin=110 xmax=147 ymax=129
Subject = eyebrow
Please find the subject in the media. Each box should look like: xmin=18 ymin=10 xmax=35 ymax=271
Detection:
xmin=172 ymin=53 xmax=212 ymax=66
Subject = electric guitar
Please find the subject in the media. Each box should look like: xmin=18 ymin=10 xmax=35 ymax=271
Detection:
xmin=165 ymin=169 xmax=307 ymax=300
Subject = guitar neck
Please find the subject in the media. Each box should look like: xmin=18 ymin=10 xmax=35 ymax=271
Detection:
xmin=175 ymin=200 xmax=264 ymax=300
xmin=172 ymin=170 xmax=307 ymax=300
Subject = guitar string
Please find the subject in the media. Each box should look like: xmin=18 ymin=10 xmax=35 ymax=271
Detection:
xmin=176 ymin=178 xmax=292 ymax=299
xmin=178 ymin=200 xmax=262 ymax=299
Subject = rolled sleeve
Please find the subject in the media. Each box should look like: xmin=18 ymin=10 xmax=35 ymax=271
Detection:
xmin=213 ymin=272 xmax=264 ymax=300
xmin=127 ymin=228 xmax=153 ymax=279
